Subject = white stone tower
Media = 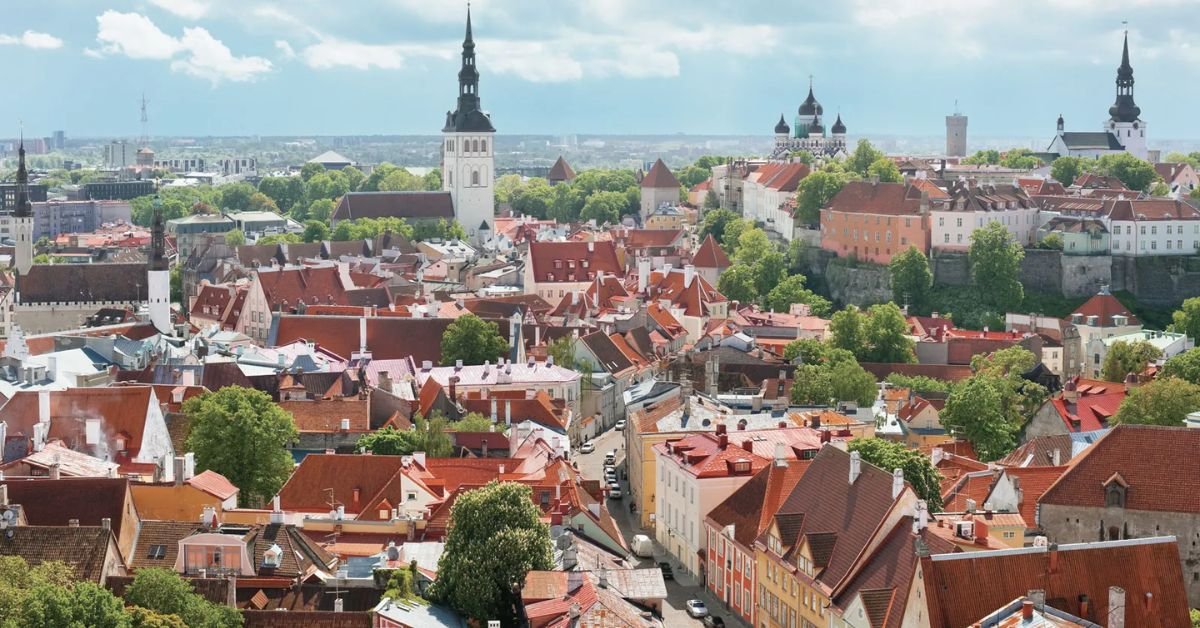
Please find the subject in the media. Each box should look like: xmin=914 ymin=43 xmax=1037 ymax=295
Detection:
xmin=946 ymin=102 xmax=968 ymax=157
xmin=442 ymin=6 xmax=496 ymax=244
xmin=147 ymin=195 xmax=171 ymax=333
xmin=12 ymin=140 xmax=33 ymax=276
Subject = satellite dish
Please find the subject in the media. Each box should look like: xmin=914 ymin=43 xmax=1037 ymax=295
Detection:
xmin=1 ymin=510 xmax=15 ymax=522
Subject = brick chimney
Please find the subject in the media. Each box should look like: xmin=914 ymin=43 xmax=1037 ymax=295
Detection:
xmin=741 ymin=439 xmax=753 ymax=453
xmin=717 ymin=433 xmax=728 ymax=450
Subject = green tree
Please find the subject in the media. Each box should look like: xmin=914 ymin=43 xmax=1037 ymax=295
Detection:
xmin=1114 ymin=377 xmax=1200 ymax=426
xmin=580 ymin=190 xmax=625 ymax=225
xmin=716 ymin=264 xmax=758 ymax=304
xmin=340 ymin=166 xmax=365 ymax=192
xmin=382 ymin=563 xmax=422 ymax=602
xmin=968 ymin=222 xmax=1024 ymax=311
xmin=170 ymin=265 xmax=183 ymax=305
xmin=703 ymin=189 xmax=720 ymax=210
xmin=885 ymin=373 xmax=955 ymax=396
xmin=866 ymin=157 xmax=902 ymax=183
xmin=223 ymin=229 xmax=245 ymax=247
xmin=766 ymin=274 xmax=831 ymax=316
xmin=441 ymin=315 xmax=509 ymax=366
xmin=257 ymin=177 xmax=307 ymax=214
xmin=123 ymin=568 xmax=242 ymax=628
xmin=830 ymin=359 xmax=879 ymax=407
xmin=1161 ymin=348 xmax=1200 ymax=384
xmin=302 ymin=220 xmax=330 ymax=243
xmin=732 ymin=227 xmax=773 ymax=267
xmin=546 ymin=336 xmax=575 ymax=370
xmin=963 ymin=149 xmax=1001 ymax=166
xmin=848 ymin=438 xmax=943 ymax=511
xmin=829 ymin=306 xmax=869 ymax=358
xmin=999 ymin=148 xmax=1042 ymax=170
xmin=22 ymin=580 xmax=130 ymax=628
xmin=451 ymin=412 xmax=497 ymax=433
xmin=1095 ymin=153 xmax=1160 ymax=191
xmin=256 ymin=233 xmax=301 ymax=245
xmin=1150 ymin=181 xmax=1172 ymax=197
xmin=422 ymin=169 xmax=443 ymax=191
xmin=849 ymin=139 xmax=886 ymax=176
xmin=548 ymin=183 xmax=585 ymax=223
xmin=307 ymin=198 xmax=336 ymax=223
xmin=1050 ymin=156 xmax=1088 ymax=186
xmin=719 ymin=217 xmax=751 ymax=256
xmin=430 ymin=482 xmax=554 ymax=625
xmin=1171 ymin=297 xmax=1200 ymax=343
xmin=413 ymin=219 xmax=467 ymax=242
xmin=247 ymin=192 xmax=280 ymax=214
xmin=676 ymin=165 xmax=710 ymax=188
xmin=183 ymin=386 xmax=298 ymax=507
xmin=794 ymin=170 xmax=847 ymax=226
xmin=789 ymin=364 xmax=836 ymax=406
xmin=1038 ymin=233 xmax=1064 ymax=250
xmin=218 ymin=183 xmax=257 ymax=211
xmin=864 ymin=302 xmax=916 ymax=363
xmin=1101 ymin=340 xmax=1162 ymax=382
xmin=493 ymin=174 xmax=524 ymax=205
xmin=698 ymin=208 xmax=740 ymax=244
xmin=299 ymin=162 xmax=325 ymax=182
xmin=307 ymin=172 xmax=350 ymax=201
xmin=128 ymin=607 xmax=187 ymax=628
xmin=889 ymin=246 xmax=933 ymax=311
xmin=940 ymin=375 xmax=1019 ymax=462
xmin=356 ymin=416 xmax=455 ymax=457
xmin=510 ymin=178 xmax=553 ymax=218
xmin=754 ymin=250 xmax=787 ymax=298
xmin=782 ymin=338 xmax=831 ymax=365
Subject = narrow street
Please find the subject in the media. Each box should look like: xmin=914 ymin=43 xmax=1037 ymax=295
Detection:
xmin=575 ymin=428 xmax=749 ymax=628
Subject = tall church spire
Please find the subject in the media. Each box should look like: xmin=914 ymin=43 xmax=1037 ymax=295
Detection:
xmin=443 ymin=5 xmax=495 ymax=133
xmin=149 ymin=195 xmax=168 ymax=271
xmin=14 ymin=138 xmax=31 ymax=219
xmin=1109 ymin=29 xmax=1140 ymax=123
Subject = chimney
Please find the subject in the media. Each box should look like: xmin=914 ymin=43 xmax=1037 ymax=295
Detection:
xmin=49 ymin=463 xmax=61 ymax=480
xmin=717 ymin=433 xmax=728 ymax=450
xmin=378 ymin=371 xmax=392 ymax=393
xmin=1048 ymin=543 xmax=1059 ymax=574
xmin=490 ymin=397 xmax=498 ymax=423
xmin=849 ymin=451 xmax=862 ymax=484
xmin=715 ymin=423 xmax=726 ymax=435
xmin=1022 ymin=599 xmax=1034 ymax=621
xmin=334 ymin=598 xmax=344 ymax=613
xmin=38 ymin=390 xmax=50 ymax=425
xmin=200 ymin=505 xmax=216 ymax=528
xmin=68 ymin=519 xmax=80 ymax=527
xmin=965 ymin=498 xmax=977 ymax=513
xmin=913 ymin=500 xmax=929 ymax=532
xmin=638 ymin=257 xmax=651 ymax=293
xmin=101 ymin=517 xmax=111 ymax=530
xmin=1051 ymin=448 xmax=1061 ymax=466
xmin=774 ymin=443 xmax=788 ymax=466
xmin=173 ymin=456 xmax=186 ymax=486
xmin=506 ymin=400 xmax=512 ymax=426
xmin=359 ymin=316 xmax=368 ymax=356
xmin=892 ymin=468 xmax=904 ymax=499
xmin=1078 ymin=594 xmax=1090 ymax=619
xmin=741 ymin=439 xmax=753 ymax=453
xmin=1108 ymin=586 xmax=1126 ymax=628
xmin=684 ymin=264 xmax=695 ymax=288
xmin=413 ymin=451 xmax=426 ymax=468
xmin=930 ymin=447 xmax=944 ymax=466
xmin=449 ymin=375 xmax=458 ymax=401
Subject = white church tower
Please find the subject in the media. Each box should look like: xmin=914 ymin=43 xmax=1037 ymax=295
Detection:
xmin=12 ymin=140 xmax=33 ymax=276
xmin=442 ymin=7 xmax=496 ymax=244
xmin=147 ymin=195 xmax=171 ymax=333
xmin=1106 ymin=31 xmax=1147 ymax=160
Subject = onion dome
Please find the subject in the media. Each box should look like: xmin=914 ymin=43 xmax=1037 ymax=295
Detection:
xmin=798 ymin=85 xmax=822 ymax=117
xmin=774 ymin=114 xmax=790 ymax=134
xmin=831 ymin=113 xmax=846 ymax=135
xmin=808 ymin=120 xmax=824 ymax=135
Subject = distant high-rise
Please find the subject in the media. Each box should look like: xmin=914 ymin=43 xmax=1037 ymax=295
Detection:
xmin=441 ymin=6 xmax=496 ymax=244
xmin=946 ymin=103 xmax=967 ymax=157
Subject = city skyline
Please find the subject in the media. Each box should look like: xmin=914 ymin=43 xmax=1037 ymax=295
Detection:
xmin=1 ymin=1 xmax=1199 ymax=139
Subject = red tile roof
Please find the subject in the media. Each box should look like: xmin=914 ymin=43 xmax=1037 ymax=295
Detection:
xmin=1107 ymin=198 xmax=1200 ymax=221
xmin=691 ymin=234 xmax=731 ymax=269
xmin=256 ymin=265 xmax=391 ymax=312
xmin=186 ymin=470 xmax=239 ymax=501
xmin=1040 ymin=424 xmax=1200 ymax=514
xmin=0 ymin=477 xmax=132 ymax=531
xmin=527 ymin=241 xmax=622 ymax=283
xmin=1002 ymin=466 xmax=1067 ymax=527
xmin=706 ymin=459 xmax=809 ymax=549
xmin=640 ymin=159 xmax=680 ymax=189
xmin=920 ymin=537 xmax=1190 ymax=627
xmin=1072 ymin=293 xmax=1139 ymax=327
xmin=0 ymin=388 xmax=160 ymax=465
xmin=752 ymin=162 xmax=810 ymax=192
xmin=279 ymin=397 xmax=370 ymax=433
xmin=940 ymin=471 xmax=996 ymax=513
xmin=272 ymin=315 xmax=458 ymax=363
xmin=825 ymin=181 xmax=925 ymax=216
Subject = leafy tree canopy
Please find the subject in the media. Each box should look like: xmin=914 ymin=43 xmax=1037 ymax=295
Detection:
xmin=889 ymin=246 xmax=933 ymax=311
xmin=1113 ymin=377 xmax=1200 ymax=426
xmin=848 ymin=438 xmax=944 ymax=511
xmin=440 ymin=314 xmax=509 ymax=366
xmin=1101 ymin=340 xmax=1162 ymax=383
xmin=968 ymin=222 xmax=1024 ymax=311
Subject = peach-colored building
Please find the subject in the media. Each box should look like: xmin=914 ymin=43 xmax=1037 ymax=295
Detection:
xmin=820 ymin=181 xmax=933 ymax=265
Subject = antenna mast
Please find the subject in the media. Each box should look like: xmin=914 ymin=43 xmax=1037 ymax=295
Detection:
xmin=139 ymin=93 xmax=150 ymax=148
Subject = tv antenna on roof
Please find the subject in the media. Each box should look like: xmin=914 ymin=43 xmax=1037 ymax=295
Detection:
xmin=139 ymin=93 xmax=150 ymax=148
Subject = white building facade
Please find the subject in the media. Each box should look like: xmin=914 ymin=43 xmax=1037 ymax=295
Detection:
xmin=441 ymin=8 xmax=495 ymax=244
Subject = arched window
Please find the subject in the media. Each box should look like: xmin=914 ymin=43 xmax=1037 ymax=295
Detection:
xmin=472 ymin=139 xmax=479 ymax=153
xmin=471 ymin=170 xmax=480 ymax=186
xmin=480 ymin=139 xmax=487 ymax=153
xmin=1105 ymin=483 xmax=1126 ymax=508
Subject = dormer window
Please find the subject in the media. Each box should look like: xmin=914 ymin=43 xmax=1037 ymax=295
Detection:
xmin=263 ymin=543 xmax=282 ymax=568
xmin=1104 ymin=473 xmax=1128 ymax=508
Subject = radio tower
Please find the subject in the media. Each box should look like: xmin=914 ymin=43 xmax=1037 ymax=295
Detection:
xmin=139 ymin=93 xmax=150 ymax=148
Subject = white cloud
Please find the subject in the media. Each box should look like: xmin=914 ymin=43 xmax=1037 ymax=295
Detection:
xmin=275 ymin=40 xmax=295 ymax=59
xmin=91 ymin=11 xmax=271 ymax=84
xmin=149 ymin=0 xmax=210 ymax=20
xmin=0 ymin=30 xmax=64 ymax=50
xmin=299 ymin=37 xmax=449 ymax=71
xmin=483 ymin=40 xmax=584 ymax=82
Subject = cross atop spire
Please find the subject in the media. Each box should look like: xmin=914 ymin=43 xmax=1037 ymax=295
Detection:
xmin=13 ymin=131 xmax=31 ymax=219
xmin=464 ymin=2 xmax=474 ymax=49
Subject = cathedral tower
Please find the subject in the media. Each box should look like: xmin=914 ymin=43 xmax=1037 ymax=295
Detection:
xmin=1107 ymin=31 xmax=1146 ymax=159
xmin=147 ymin=195 xmax=171 ymax=333
xmin=13 ymin=140 xmax=33 ymax=276
xmin=442 ymin=6 xmax=496 ymax=243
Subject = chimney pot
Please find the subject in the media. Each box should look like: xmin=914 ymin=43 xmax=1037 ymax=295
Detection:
xmin=100 ymin=517 xmax=111 ymax=530
xmin=1022 ymin=599 xmax=1035 ymax=621
xmin=68 ymin=518 xmax=80 ymax=527
xmin=741 ymin=439 xmax=753 ymax=453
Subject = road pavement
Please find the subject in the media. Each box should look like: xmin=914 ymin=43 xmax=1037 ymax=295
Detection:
xmin=574 ymin=427 xmax=748 ymax=628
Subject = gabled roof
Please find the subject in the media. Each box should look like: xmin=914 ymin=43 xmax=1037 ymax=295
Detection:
xmin=332 ymin=191 xmax=455 ymax=222
xmin=691 ymin=234 xmax=731 ymax=269
xmin=1056 ymin=132 xmax=1123 ymax=151
xmin=921 ymin=537 xmax=1189 ymax=627
xmin=0 ymin=388 xmax=161 ymax=465
xmin=1070 ymin=293 xmax=1139 ymax=327
xmin=0 ymin=526 xmax=118 ymax=582
xmin=1108 ymin=198 xmax=1200 ymax=221
xmin=1001 ymin=466 xmax=1067 ymax=528
xmin=769 ymin=446 xmax=904 ymax=589
xmin=186 ymin=470 xmax=239 ymax=501
xmin=130 ymin=520 xmax=202 ymax=569
xmin=641 ymin=159 xmax=680 ymax=189
xmin=1040 ymin=424 xmax=1200 ymax=514
xmin=0 ymin=477 xmax=133 ymax=531
xmin=527 ymin=241 xmax=622 ymax=283
xmin=751 ymin=162 xmax=810 ymax=193
xmin=706 ymin=459 xmax=808 ymax=548
xmin=825 ymin=181 xmax=925 ymax=216
xmin=18 ymin=263 xmax=148 ymax=304
xmin=547 ymin=157 xmax=576 ymax=182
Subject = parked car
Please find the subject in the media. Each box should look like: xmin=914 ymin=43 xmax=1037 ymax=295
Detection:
xmin=658 ymin=562 xmax=674 ymax=580
xmin=608 ymin=486 xmax=623 ymax=499
xmin=579 ymin=441 xmax=595 ymax=454
xmin=703 ymin=615 xmax=725 ymax=627
xmin=631 ymin=534 xmax=654 ymax=558
xmin=615 ymin=419 xmax=626 ymax=431
xmin=604 ymin=451 xmax=616 ymax=465
xmin=686 ymin=600 xmax=708 ymax=618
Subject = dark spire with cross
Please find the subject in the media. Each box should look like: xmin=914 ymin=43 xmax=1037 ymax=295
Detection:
xmin=14 ymin=131 xmax=31 ymax=219
xmin=149 ymin=195 xmax=168 ymax=271
xmin=1109 ymin=25 xmax=1140 ymax=123
xmin=444 ymin=2 xmax=495 ymax=133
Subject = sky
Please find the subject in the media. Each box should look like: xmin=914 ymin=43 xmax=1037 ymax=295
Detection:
xmin=2 ymin=0 xmax=1199 ymax=140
